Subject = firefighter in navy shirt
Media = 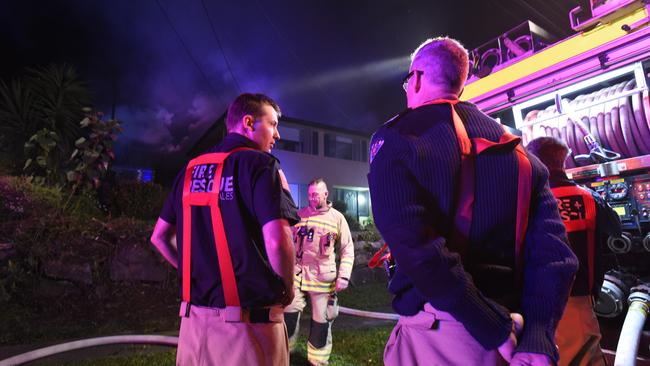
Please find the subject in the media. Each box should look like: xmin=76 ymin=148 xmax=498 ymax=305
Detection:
xmin=151 ymin=93 xmax=299 ymax=366
xmin=368 ymin=37 xmax=577 ymax=365
xmin=527 ymin=136 xmax=621 ymax=366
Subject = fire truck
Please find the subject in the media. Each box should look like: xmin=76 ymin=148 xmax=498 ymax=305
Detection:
xmin=463 ymin=1 xmax=650 ymax=363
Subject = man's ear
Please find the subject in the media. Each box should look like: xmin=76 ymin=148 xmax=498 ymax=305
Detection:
xmin=242 ymin=115 xmax=255 ymax=131
xmin=415 ymin=72 xmax=422 ymax=93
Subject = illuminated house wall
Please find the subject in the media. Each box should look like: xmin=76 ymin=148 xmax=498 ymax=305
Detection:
xmin=189 ymin=114 xmax=372 ymax=224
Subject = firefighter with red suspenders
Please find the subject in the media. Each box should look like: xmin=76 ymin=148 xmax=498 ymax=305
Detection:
xmin=368 ymin=37 xmax=578 ymax=366
xmin=151 ymin=93 xmax=299 ymax=366
xmin=527 ymin=137 xmax=622 ymax=366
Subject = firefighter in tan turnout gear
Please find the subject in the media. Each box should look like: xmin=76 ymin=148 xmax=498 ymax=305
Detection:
xmin=284 ymin=178 xmax=354 ymax=366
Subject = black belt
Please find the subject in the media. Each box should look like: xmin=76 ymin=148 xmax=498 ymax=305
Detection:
xmin=248 ymin=308 xmax=273 ymax=323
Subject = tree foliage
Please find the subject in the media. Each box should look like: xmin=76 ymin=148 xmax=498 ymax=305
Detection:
xmin=66 ymin=110 xmax=121 ymax=190
xmin=0 ymin=63 xmax=92 ymax=173
xmin=23 ymin=128 xmax=61 ymax=185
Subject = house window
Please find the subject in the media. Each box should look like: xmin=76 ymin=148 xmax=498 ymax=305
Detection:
xmin=276 ymin=125 xmax=301 ymax=152
xmin=275 ymin=124 xmax=318 ymax=155
xmin=323 ymin=133 xmax=368 ymax=162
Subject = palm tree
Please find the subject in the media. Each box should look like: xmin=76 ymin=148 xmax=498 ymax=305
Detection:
xmin=0 ymin=78 xmax=39 ymax=166
xmin=0 ymin=63 xmax=93 ymax=174
xmin=27 ymin=63 xmax=93 ymax=156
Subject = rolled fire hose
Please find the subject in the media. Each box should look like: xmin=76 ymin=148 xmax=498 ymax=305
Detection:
xmin=561 ymin=125 xmax=577 ymax=168
xmin=588 ymin=92 xmax=601 ymax=145
xmin=605 ymin=84 xmax=619 ymax=140
xmin=604 ymin=85 xmax=626 ymax=158
xmin=522 ymin=78 xmax=650 ymax=161
xmin=619 ymin=82 xmax=641 ymax=157
xmin=553 ymin=127 xmax=562 ymax=142
xmin=576 ymin=95 xmax=594 ymax=155
xmin=573 ymin=119 xmax=588 ymax=155
xmin=633 ymin=91 xmax=650 ymax=154
xmin=622 ymin=79 xmax=649 ymax=155
xmin=569 ymin=97 xmax=587 ymax=155
xmin=596 ymin=89 xmax=611 ymax=150
xmin=611 ymin=82 xmax=630 ymax=157
xmin=614 ymin=290 xmax=650 ymax=366
xmin=643 ymin=89 xmax=650 ymax=132
xmin=0 ymin=335 xmax=179 ymax=366
xmin=566 ymin=119 xmax=578 ymax=165
xmin=629 ymin=80 xmax=650 ymax=154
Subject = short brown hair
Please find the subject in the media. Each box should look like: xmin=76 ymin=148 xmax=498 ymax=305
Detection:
xmin=526 ymin=137 xmax=570 ymax=172
xmin=411 ymin=37 xmax=469 ymax=94
xmin=225 ymin=93 xmax=281 ymax=131
xmin=308 ymin=178 xmax=327 ymax=188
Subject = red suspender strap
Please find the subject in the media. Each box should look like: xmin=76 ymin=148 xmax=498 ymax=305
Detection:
xmin=182 ymin=173 xmax=193 ymax=303
xmin=422 ymin=99 xmax=473 ymax=256
xmin=551 ymin=185 xmax=597 ymax=291
xmin=420 ymin=99 xmax=532 ymax=283
xmin=450 ymin=102 xmax=474 ymax=257
xmin=473 ymin=133 xmax=531 ymax=280
xmin=514 ymin=144 xmax=532 ymax=280
xmin=181 ymin=147 xmax=252 ymax=306
xmin=209 ymin=159 xmax=240 ymax=306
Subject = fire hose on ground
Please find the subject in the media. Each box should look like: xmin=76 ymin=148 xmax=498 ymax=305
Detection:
xmin=2 ymin=297 xmax=646 ymax=366
xmin=0 ymin=335 xmax=179 ymax=366
xmin=0 ymin=307 xmax=398 ymax=365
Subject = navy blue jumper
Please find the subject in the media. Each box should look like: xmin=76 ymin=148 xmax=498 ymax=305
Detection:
xmin=367 ymin=101 xmax=578 ymax=361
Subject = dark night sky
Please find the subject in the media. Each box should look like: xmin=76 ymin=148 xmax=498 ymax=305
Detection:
xmin=0 ymin=0 xmax=584 ymax=176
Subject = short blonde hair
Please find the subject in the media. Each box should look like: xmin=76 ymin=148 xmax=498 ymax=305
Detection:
xmin=411 ymin=37 xmax=469 ymax=94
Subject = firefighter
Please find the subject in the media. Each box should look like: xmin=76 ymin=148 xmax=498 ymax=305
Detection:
xmin=284 ymin=178 xmax=354 ymax=366
xmin=150 ymin=93 xmax=299 ymax=365
xmin=368 ymin=37 xmax=578 ymax=365
xmin=527 ymin=136 xmax=621 ymax=366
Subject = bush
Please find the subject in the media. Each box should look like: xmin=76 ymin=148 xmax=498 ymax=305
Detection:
xmin=108 ymin=181 xmax=167 ymax=220
xmin=343 ymin=213 xmax=362 ymax=231
xmin=357 ymin=229 xmax=382 ymax=243
xmin=2 ymin=175 xmax=104 ymax=218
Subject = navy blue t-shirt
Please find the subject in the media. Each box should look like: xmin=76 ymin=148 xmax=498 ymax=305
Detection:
xmin=160 ymin=133 xmax=299 ymax=308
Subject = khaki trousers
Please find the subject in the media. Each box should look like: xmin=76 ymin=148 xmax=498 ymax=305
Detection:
xmin=285 ymin=290 xmax=333 ymax=365
xmin=556 ymin=296 xmax=606 ymax=366
xmin=176 ymin=302 xmax=289 ymax=366
xmin=384 ymin=303 xmax=507 ymax=366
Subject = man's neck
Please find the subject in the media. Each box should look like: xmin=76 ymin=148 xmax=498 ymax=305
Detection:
xmin=309 ymin=204 xmax=329 ymax=213
xmin=409 ymin=90 xmax=458 ymax=109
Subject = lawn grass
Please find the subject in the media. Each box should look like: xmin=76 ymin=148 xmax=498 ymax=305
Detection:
xmin=55 ymin=325 xmax=393 ymax=366
xmin=291 ymin=325 xmax=393 ymax=366
xmin=2 ymin=278 xmax=394 ymax=365
xmin=338 ymin=279 xmax=392 ymax=310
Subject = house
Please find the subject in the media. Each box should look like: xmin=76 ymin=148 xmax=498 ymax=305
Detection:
xmin=189 ymin=113 xmax=372 ymax=225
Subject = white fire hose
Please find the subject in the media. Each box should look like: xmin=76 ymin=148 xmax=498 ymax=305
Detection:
xmin=0 ymin=306 xmax=398 ymax=365
xmin=614 ymin=289 xmax=650 ymax=366
xmin=0 ymin=335 xmax=178 ymax=366
xmin=338 ymin=306 xmax=400 ymax=321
